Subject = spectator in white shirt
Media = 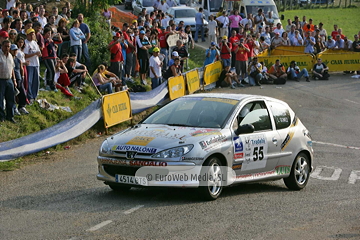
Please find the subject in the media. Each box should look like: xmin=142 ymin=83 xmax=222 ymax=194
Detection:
xmin=207 ymin=15 xmax=217 ymax=44
xmin=149 ymin=47 xmax=162 ymax=89
xmin=273 ymin=23 xmax=284 ymax=36
xmin=157 ymin=0 xmax=169 ymax=12
xmin=37 ymin=8 xmax=47 ymax=28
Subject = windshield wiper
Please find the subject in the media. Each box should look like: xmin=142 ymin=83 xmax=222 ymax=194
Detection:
xmin=167 ymin=123 xmax=193 ymax=127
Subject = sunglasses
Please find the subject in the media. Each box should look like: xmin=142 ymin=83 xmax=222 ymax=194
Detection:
xmin=10 ymin=33 xmax=17 ymax=35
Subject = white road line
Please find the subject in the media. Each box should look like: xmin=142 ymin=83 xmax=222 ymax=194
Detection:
xmin=124 ymin=205 xmax=144 ymax=215
xmin=313 ymin=140 xmax=360 ymax=150
xmin=86 ymin=220 xmax=113 ymax=232
xmin=344 ymin=99 xmax=360 ymax=105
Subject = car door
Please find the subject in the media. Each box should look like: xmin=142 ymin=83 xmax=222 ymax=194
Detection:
xmin=231 ymin=100 xmax=282 ymax=174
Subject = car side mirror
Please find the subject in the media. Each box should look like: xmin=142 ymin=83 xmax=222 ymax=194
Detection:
xmin=235 ymin=124 xmax=255 ymax=135
xmin=281 ymin=14 xmax=284 ymax=20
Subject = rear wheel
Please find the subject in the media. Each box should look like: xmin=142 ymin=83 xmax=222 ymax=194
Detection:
xmin=198 ymin=157 xmax=223 ymax=201
xmin=106 ymin=182 xmax=132 ymax=192
xmin=283 ymin=153 xmax=310 ymax=190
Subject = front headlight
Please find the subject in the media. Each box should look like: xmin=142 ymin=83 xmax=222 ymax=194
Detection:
xmin=151 ymin=145 xmax=193 ymax=158
xmin=100 ymin=140 xmax=111 ymax=154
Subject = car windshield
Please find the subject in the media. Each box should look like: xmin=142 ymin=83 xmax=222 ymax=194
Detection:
xmin=246 ymin=6 xmax=280 ymax=19
xmin=142 ymin=0 xmax=153 ymax=7
xmin=209 ymin=0 xmax=222 ymax=12
xmin=142 ymin=97 xmax=239 ymax=128
xmin=175 ymin=9 xmax=196 ymax=18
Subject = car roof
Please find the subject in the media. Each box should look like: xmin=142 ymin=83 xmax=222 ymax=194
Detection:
xmin=169 ymin=6 xmax=196 ymax=10
xmin=182 ymin=93 xmax=287 ymax=105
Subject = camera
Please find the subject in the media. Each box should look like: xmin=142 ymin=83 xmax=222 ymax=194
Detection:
xmin=279 ymin=64 xmax=283 ymax=67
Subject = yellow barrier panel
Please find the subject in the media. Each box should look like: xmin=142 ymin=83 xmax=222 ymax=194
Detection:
xmin=168 ymin=75 xmax=186 ymax=100
xmin=102 ymin=90 xmax=132 ymax=129
xmin=272 ymin=49 xmax=308 ymax=56
xmin=316 ymin=50 xmax=360 ymax=72
xmin=275 ymin=46 xmax=305 ymax=53
xmin=257 ymin=54 xmax=314 ymax=71
xmin=204 ymin=61 xmax=222 ymax=86
xmin=185 ymin=69 xmax=200 ymax=94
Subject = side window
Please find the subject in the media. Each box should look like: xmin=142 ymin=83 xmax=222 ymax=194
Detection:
xmin=270 ymin=102 xmax=291 ymax=130
xmin=235 ymin=101 xmax=272 ymax=131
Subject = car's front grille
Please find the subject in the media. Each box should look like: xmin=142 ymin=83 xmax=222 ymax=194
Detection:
xmin=103 ymin=164 xmax=140 ymax=177
xmin=113 ymin=151 xmax=154 ymax=158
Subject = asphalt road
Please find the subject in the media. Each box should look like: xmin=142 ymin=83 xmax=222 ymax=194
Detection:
xmin=1 ymin=73 xmax=360 ymax=240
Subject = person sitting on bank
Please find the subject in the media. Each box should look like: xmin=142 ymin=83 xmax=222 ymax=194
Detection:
xmin=163 ymin=57 xmax=181 ymax=81
xmin=92 ymin=64 xmax=120 ymax=94
xmin=312 ymin=58 xmax=330 ymax=80
xmin=287 ymin=60 xmax=310 ymax=82
xmin=216 ymin=65 xmax=242 ymax=89
xmin=247 ymin=57 xmax=263 ymax=86
xmin=268 ymin=59 xmax=287 ymax=84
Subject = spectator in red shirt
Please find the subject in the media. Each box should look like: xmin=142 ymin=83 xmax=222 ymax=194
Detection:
xmin=108 ymin=32 xmax=125 ymax=91
xmin=229 ymin=30 xmax=239 ymax=68
xmin=124 ymin=28 xmax=136 ymax=82
xmin=331 ymin=24 xmax=338 ymax=40
xmin=219 ymin=35 xmax=232 ymax=67
xmin=158 ymin=26 xmax=170 ymax=72
xmin=234 ymin=38 xmax=250 ymax=82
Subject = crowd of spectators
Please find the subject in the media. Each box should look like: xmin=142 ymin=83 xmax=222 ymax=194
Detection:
xmin=1 ymin=0 xmax=360 ymax=123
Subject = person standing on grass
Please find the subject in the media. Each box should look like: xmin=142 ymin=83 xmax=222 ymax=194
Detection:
xmin=194 ymin=8 xmax=205 ymax=43
xmin=149 ymin=47 xmax=162 ymax=89
xmin=108 ymin=32 xmax=125 ymax=87
xmin=23 ymin=28 xmax=41 ymax=104
xmin=136 ymin=30 xmax=151 ymax=85
xmin=0 ymin=40 xmax=16 ymax=123
xmin=77 ymin=13 xmax=91 ymax=69
xmin=69 ymin=19 xmax=85 ymax=63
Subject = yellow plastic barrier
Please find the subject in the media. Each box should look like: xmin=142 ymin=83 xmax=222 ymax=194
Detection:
xmin=316 ymin=49 xmax=360 ymax=72
xmin=185 ymin=69 xmax=200 ymax=94
xmin=275 ymin=46 xmax=305 ymax=53
xmin=168 ymin=75 xmax=186 ymax=100
xmin=272 ymin=49 xmax=308 ymax=56
xmin=258 ymin=54 xmax=314 ymax=71
xmin=204 ymin=61 xmax=222 ymax=86
xmin=102 ymin=90 xmax=132 ymax=129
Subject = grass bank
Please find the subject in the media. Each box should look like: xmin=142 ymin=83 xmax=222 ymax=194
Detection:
xmin=280 ymin=8 xmax=359 ymax=36
xmin=0 ymin=46 xmax=206 ymax=170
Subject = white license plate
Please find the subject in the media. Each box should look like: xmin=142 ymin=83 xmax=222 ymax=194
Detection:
xmin=115 ymin=175 xmax=148 ymax=186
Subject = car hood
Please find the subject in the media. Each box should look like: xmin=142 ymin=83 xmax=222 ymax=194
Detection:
xmin=107 ymin=124 xmax=223 ymax=153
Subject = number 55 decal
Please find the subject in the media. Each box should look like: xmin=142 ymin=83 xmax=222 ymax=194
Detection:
xmin=253 ymin=146 xmax=264 ymax=161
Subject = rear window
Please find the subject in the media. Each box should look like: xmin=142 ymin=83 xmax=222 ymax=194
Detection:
xmin=270 ymin=102 xmax=291 ymax=130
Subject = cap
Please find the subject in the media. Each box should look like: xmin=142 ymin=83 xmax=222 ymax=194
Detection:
xmin=132 ymin=19 xmax=137 ymax=23
xmin=115 ymin=32 xmax=121 ymax=37
xmin=222 ymin=35 xmax=228 ymax=39
xmin=161 ymin=26 xmax=166 ymax=29
xmin=153 ymin=47 xmax=160 ymax=52
xmin=123 ymin=23 xmax=129 ymax=27
xmin=259 ymin=25 xmax=263 ymax=29
xmin=172 ymin=51 xmax=179 ymax=56
xmin=327 ymin=36 xmax=332 ymax=39
xmin=139 ymin=30 xmax=145 ymax=34
xmin=26 ymin=28 xmax=35 ymax=35
xmin=210 ymin=41 xmax=216 ymax=46
xmin=10 ymin=44 xmax=18 ymax=50
xmin=2 ymin=9 xmax=8 ymax=15
xmin=0 ymin=31 xmax=9 ymax=38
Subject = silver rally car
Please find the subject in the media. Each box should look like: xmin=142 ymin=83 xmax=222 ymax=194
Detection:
xmin=97 ymin=93 xmax=314 ymax=200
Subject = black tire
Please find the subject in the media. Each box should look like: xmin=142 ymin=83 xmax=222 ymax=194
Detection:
xmin=106 ymin=182 xmax=132 ymax=192
xmin=198 ymin=157 xmax=223 ymax=201
xmin=283 ymin=153 xmax=310 ymax=190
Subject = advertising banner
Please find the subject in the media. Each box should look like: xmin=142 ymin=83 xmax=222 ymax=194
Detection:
xmin=204 ymin=61 xmax=222 ymax=86
xmin=102 ymin=90 xmax=132 ymax=128
xmin=168 ymin=75 xmax=186 ymax=100
xmin=317 ymin=50 xmax=360 ymax=72
xmin=185 ymin=69 xmax=200 ymax=94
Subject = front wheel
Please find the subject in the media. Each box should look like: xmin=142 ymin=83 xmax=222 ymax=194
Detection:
xmin=198 ymin=157 xmax=223 ymax=201
xmin=283 ymin=153 xmax=310 ymax=190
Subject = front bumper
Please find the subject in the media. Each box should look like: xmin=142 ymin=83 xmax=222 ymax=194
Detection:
xmin=97 ymin=156 xmax=200 ymax=187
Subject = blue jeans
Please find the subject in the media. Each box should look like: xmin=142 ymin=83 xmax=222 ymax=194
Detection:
xmin=151 ymin=77 xmax=161 ymax=90
xmin=71 ymin=45 xmax=82 ymax=63
xmin=194 ymin=24 xmax=205 ymax=41
xmin=97 ymin=82 xmax=113 ymax=94
xmin=0 ymin=79 xmax=15 ymax=120
xmin=160 ymin=48 xmax=168 ymax=72
xmin=26 ymin=66 xmax=39 ymax=100
xmin=222 ymin=58 xmax=231 ymax=68
xmin=289 ymin=68 xmax=309 ymax=79
xmin=82 ymin=42 xmax=91 ymax=69
xmin=248 ymin=73 xmax=263 ymax=86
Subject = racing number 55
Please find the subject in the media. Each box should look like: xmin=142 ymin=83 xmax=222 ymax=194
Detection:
xmin=253 ymin=146 xmax=264 ymax=161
